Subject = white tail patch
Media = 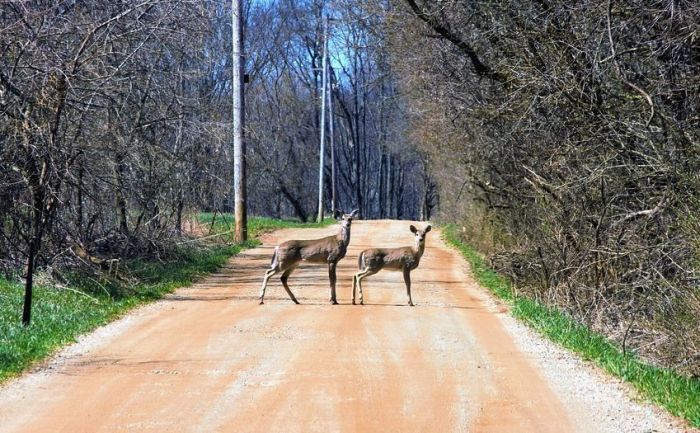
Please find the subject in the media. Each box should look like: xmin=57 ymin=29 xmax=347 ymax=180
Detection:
xmin=270 ymin=246 xmax=280 ymax=269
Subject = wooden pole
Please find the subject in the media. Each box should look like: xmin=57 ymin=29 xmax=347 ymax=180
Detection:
xmin=329 ymin=67 xmax=336 ymax=217
xmin=232 ymin=0 xmax=247 ymax=241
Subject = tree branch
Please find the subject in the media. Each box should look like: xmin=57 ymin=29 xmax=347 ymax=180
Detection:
xmin=402 ymin=0 xmax=506 ymax=83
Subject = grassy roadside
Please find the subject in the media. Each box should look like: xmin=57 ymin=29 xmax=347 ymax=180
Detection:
xmin=0 ymin=215 xmax=334 ymax=384
xmin=442 ymin=224 xmax=700 ymax=428
xmin=197 ymin=214 xmax=334 ymax=245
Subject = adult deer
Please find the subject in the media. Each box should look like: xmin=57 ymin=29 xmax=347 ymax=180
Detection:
xmin=352 ymin=224 xmax=432 ymax=306
xmin=259 ymin=209 xmax=359 ymax=305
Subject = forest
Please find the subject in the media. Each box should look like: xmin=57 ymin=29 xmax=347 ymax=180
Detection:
xmin=1 ymin=0 xmax=698 ymax=386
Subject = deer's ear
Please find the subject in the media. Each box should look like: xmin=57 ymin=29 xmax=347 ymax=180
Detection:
xmin=334 ymin=209 xmax=343 ymax=220
xmin=424 ymin=225 xmax=432 ymax=233
xmin=350 ymin=209 xmax=359 ymax=218
xmin=410 ymin=225 xmax=418 ymax=234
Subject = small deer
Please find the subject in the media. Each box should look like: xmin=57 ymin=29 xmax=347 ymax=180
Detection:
xmin=352 ymin=224 xmax=432 ymax=306
xmin=259 ymin=209 xmax=359 ymax=305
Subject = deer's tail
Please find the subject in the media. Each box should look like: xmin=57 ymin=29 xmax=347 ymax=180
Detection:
xmin=270 ymin=246 xmax=279 ymax=270
xmin=358 ymin=251 xmax=365 ymax=271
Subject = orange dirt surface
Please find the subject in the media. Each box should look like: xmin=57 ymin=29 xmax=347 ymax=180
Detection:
xmin=0 ymin=220 xmax=622 ymax=432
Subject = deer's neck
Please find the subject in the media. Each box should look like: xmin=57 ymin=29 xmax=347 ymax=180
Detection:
xmin=337 ymin=225 xmax=351 ymax=246
xmin=413 ymin=241 xmax=425 ymax=258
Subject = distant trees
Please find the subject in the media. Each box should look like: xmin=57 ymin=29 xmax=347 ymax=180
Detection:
xmin=1 ymin=0 xmax=433 ymax=323
xmin=243 ymin=0 xmax=429 ymax=221
xmin=386 ymin=0 xmax=700 ymax=374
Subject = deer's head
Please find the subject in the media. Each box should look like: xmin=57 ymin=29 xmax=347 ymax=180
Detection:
xmin=410 ymin=224 xmax=432 ymax=247
xmin=337 ymin=209 xmax=359 ymax=229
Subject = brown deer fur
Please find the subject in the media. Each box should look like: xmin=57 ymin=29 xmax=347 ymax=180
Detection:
xmin=352 ymin=224 xmax=431 ymax=306
xmin=259 ymin=209 xmax=358 ymax=304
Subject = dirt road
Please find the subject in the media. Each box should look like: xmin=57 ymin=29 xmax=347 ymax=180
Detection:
xmin=0 ymin=220 xmax=692 ymax=433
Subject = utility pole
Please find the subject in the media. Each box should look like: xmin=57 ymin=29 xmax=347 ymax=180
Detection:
xmin=329 ymin=67 xmax=336 ymax=217
xmin=317 ymin=15 xmax=329 ymax=223
xmin=232 ymin=0 xmax=247 ymax=241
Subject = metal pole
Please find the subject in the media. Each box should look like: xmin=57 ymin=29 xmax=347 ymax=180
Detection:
xmin=232 ymin=0 xmax=247 ymax=241
xmin=317 ymin=15 xmax=329 ymax=222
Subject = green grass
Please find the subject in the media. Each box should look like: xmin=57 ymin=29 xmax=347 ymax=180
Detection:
xmin=442 ymin=224 xmax=700 ymax=428
xmin=197 ymin=213 xmax=335 ymax=244
xmin=0 ymin=215 xmax=334 ymax=383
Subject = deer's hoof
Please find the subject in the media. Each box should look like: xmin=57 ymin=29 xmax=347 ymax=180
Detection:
xmin=259 ymin=300 xmax=264 ymax=305
xmin=292 ymin=299 xmax=300 ymax=305
xmin=408 ymin=302 xmax=414 ymax=307
xmin=352 ymin=300 xmax=356 ymax=305
xmin=330 ymin=299 xmax=338 ymax=305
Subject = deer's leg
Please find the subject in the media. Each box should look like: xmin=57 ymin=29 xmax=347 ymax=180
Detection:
xmin=280 ymin=266 xmax=300 ymax=304
xmin=328 ymin=262 xmax=338 ymax=305
xmin=356 ymin=269 xmax=377 ymax=305
xmin=403 ymin=268 xmax=414 ymax=306
xmin=352 ymin=273 xmax=357 ymax=305
xmin=259 ymin=268 xmax=278 ymax=305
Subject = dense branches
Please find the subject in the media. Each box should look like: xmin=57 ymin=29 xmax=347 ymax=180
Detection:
xmin=0 ymin=1 xmax=230 ymax=321
xmin=402 ymin=0 xmax=505 ymax=82
xmin=388 ymin=0 xmax=700 ymax=374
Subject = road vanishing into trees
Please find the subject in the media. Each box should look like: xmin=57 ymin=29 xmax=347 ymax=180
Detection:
xmin=0 ymin=221 xmax=691 ymax=433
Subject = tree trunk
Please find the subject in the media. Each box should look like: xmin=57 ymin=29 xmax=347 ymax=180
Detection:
xmin=379 ymin=151 xmax=386 ymax=218
xmin=114 ymin=152 xmax=130 ymax=236
xmin=176 ymin=196 xmax=184 ymax=235
xmin=77 ymin=158 xmax=84 ymax=233
xmin=280 ymin=183 xmax=308 ymax=222
xmin=22 ymin=236 xmax=38 ymax=326
xmin=396 ymin=168 xmax=405 ymax=220
xmin=387 ymin=155 xmax=395 ymax=219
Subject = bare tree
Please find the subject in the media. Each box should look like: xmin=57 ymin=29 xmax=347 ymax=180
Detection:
xmin=1 ymin=1 xmax=227 ymax=322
